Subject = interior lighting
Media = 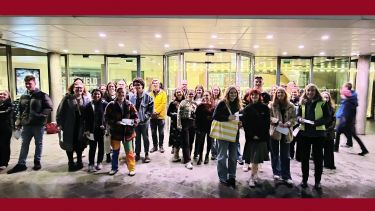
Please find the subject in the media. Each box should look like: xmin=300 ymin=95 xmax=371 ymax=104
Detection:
xmin=164 ymin=44 xmax=170 ymax=48
xmin=118 ymin=43 xmax=124 ymax=47
xmin=321 ymin=35 xmax=330 ymax=40
xmin=63 ymin=49 xmax=68 ymax=53
xmin=298 ymin=45 xmax=304 ymax=49
xmin=211 ymin=34 xmax=218 ymax=39
xmin=94 ymin=49 xmax=100 ymax=53
xmin=253 ymin=45 xmax=259 ymax=49
xmin=282 ymin=52 xmax=288 ymax=55
xmin=320 ymin=52 xmax=325 ymax=55
xmin=99 ymin=33 xmax=106 ymax=38
xmin=155 ymin=34 xmax=162 ymax=38
xmin=132 ymin=50 xmax=138 ymax=54
xmin=266 ymin=34 xmax=274 ymax=39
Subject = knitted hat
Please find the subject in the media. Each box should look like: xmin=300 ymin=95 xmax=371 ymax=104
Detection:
xmin=340 ymin=88 xmax=352 ymax=98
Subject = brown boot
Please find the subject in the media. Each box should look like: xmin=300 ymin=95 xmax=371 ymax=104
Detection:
xmin=172 ymin=147 xmax=181 ymax=162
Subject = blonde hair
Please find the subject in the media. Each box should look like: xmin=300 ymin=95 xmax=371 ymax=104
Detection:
xmin=321 ymin=91 xmax=335 ymax=108
xmin=223 ymin=85 xmax=242 ymax=110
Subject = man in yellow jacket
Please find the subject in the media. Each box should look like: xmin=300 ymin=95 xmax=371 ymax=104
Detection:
xmin=149 ymin=79 xmax=167 ymax=153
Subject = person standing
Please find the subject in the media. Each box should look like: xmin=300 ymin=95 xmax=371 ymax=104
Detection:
xmin=177 ymin=89 xmax=197 ymax=169
xmin=0 ymin=90 xmax=13 ymax=170
xmin=241 ymin=89 xmax=270 ymax=187
xmin=149 ymin=79 xmax=167 ymax=153
xmin=56 ymin=79 xmax=90 ymax=172
xmin=321 ymin=91 xmax=336 ymax=169
xmin=297 ymin=83 xmax=330 ymax=190
xmin=167 ymin=88 xmax=185 ymax=161
xmin=289 ymin=87 xmax=301 ymax=161
xmin=213 ymin=86 xmax=241 ymax=187
xmin=105 ymin=88 xmax=138 ymax=176
xmin=84 ymin=89 xmax=108 ymax=172
xmin=8 ymin=75 xmax=53 ymax=174
xmin=130 ymin=78 xmax=154 ymax=163
xmin=210 ymin=85 xmax=222 ymax=160
xmin=269 ymin=87 xmax=296 ymax=185
xmin=195 ymin=91 xmax=215 ymax=165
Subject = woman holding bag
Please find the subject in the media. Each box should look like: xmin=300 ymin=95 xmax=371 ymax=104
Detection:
xmin=212 ymin=85 xmax=241 ymax=187
xmin=105 ymin=88 xmax=138 ymax=176
xmin=269 ymin=87 xmax=296 ymax=185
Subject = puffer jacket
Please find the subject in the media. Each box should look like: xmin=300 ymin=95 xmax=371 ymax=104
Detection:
xmin=17 ymin=89 xmax=53 ymax=126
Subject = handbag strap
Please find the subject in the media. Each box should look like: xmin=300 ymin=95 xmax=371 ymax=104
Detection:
xmin=224 ymin=102 xmax=233 ymax=116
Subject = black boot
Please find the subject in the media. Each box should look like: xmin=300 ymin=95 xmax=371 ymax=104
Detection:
xmin=68 ymin=162 xmax=77 ymax=172
xmin=33 ymin=160 xmax=41 ymax=171
xmin=106 ymin=153 xmax=111 ymax=163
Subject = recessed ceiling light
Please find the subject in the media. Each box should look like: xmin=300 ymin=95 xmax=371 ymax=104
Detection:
xmin=321 ymin=35 xmax=330 ymax=40
xmin=118 ymin=43 xmax=124 ymax=47
xmin=132 ymin=50 xmax=138 ymax=54
xmin=371 ymin=38 xmax=375 ymax=41
xmin=164 ymin=44 xmax=170 ymax=48
xmin=99 ymin=33 xmax=106 ymax=38
xmin=63 ymin=49 xmax=68 ymax=53
xmin=266 ymin=34 xmax=273 ymax=39
xmin=94 ymin=49 xmax=100 ymax=53
xmin=155 ymin=34 xmax=162 ymax=38
xmin=371 ymin=43 xmax=375 ymax=46
xmin=209 ymin=45 xmax=215 ymax=48
xmin=253 ymin=45 xmax=259 ymax=49
xmin=298 ymin=45 xmax=304 ymax=49
xmin=320 ymin=52 xmax=325 ymax=55
xmin=282 ymin=52 xmax=288 ymax=55
xmin=211 ymin=34 xmax=218 ymax=39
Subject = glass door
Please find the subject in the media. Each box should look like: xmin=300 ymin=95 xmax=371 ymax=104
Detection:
xmin=280 ymin=57 xmax=312 ymax=89
xmin=107 ymin=56 xmax=139 ymax=86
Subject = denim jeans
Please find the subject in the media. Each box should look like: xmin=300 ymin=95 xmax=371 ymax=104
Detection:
xmin=211 ymin=139 xmax=217 ymax=157
xmin=217 ymin=139 xmax=238 ymax=182
xmin=270 ymin=137 xmax=291 ymax=180
xmin=150 ymin=119 xmax=165 ymax=148
xmin=135 ymin=122 xmax=150 ymax=155
xmin=18 ymin=125 xmax=45 ymax=165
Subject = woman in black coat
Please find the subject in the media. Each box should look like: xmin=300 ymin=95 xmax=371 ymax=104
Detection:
xmin=241 ymin=88 xmax=270 ymax=188
xmin=167 ymin=88 xmax=185 ymax=162
xmin=84 ymin=89 xmax=108 ymax=172
xmin=0 ymin=90 xmax=13 ymax=170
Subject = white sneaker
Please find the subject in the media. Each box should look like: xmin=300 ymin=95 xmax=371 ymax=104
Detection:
xmin=243 ymin=163 xmax=250 ymax=172
xmin=185 ymin=162 xmax=193 ymax=170
xmin=285 ymin=179 xmax=293 ymax=185
xmin=109 ymin=169 xmax=118 ymax=175
xmin=273 ymin=175 xmax=281 ymax=180
xmin=88 ymin=165 xmax=96 ymax=173
xmin=95 ymin=163 xmax=103 ymax=170
xmin=248 ymin=177 xmax=255 ymax=188
xmin=0 ymin=166 xmax=7 ymax=170
xmin=128 ymin=170 xmax=136 ymax=176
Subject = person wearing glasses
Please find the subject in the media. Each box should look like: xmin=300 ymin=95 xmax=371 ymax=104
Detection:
xmin=56 ymin=78 xmax=90 ymax=172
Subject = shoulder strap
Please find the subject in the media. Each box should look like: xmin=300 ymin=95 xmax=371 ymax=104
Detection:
xmin=224 ymin=102 xmax=233 ymax=115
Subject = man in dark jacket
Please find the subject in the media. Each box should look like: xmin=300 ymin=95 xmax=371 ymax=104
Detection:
xmin=8 ymin=75 xmax=53 ymax=174
xmin=334 ymin=84 xmax=369 ymax=156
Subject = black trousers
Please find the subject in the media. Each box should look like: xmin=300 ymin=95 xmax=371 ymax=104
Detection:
xmin=181 ymin=119 xmax=195 ymax=164
xmin=300 ymin=136 xmax=324 ymax=184
xmin=195 ymin=130 xmax=213 ymax=161
xmin=335 ymin=123 xmax=368 ymax=152
xmin=88 ymin=130 xmax=104 ymax=165
xmin=323 ymin=137 xmax=335 ymax=168
xmin=0 ymin=130 xmax=12 ymax=166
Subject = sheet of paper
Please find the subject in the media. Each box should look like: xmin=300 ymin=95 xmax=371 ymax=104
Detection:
xmin=276 ymin=126 xmax=289 ymax=135
xmin=120 ymin=118 xmax=134 ymax=126
xmin=292 ymin=127 xmax=300 ymax=137
xmin=303 ymin=119 xmax=315 ymax=125
xmin=86 ymin=133 xmax=95 ymax=141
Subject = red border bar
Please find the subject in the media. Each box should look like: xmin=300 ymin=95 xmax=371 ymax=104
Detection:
xmin=1 ymin=0 xmax=375 ymax=15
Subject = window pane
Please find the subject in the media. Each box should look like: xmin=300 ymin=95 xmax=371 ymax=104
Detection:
xmin=142 ymin=55 xmax=163 ymax=92
xmin=0 ymin=46 xmax=8 ymax=91
xmin=108 ymin=57 xmax=135 ymax=87
xmin=167 ymin=55 xmax=179 ymax=100
xmin=281 ymin=58 xmax=310 ymax=89
xmin=313 ymin=57 xmax=350 ymax=104
xmin=69 ymin=55 xmax=104 ymax=92
xmin=238 ymin=55 xmax=251 ymax=94
xmin=255 ymin=57 xmax=277 ymax=90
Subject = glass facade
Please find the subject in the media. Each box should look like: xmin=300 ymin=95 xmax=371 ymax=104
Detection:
xmin=141 ymin=55 xmax=164 ymax=92
xmin=280 ymin=58 xmax=311 ymax=89
xmin=12 ymin=48 xmax=48 ymax=97
xmin=107 ymin=56 xmax=136 ymax=87
xmin=254 ymin=57 xmax=277 ymax=91
xmin=69 ymin=55 xmax=104 ymax=92
xmin=313 ymin=57 xmax=350 ymax=104
xmin=0 ymin=46 xmax=8 ymax=91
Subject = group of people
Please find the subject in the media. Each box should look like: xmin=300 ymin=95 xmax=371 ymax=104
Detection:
xmin=0 ymin=74 xmax=370 ymax=192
